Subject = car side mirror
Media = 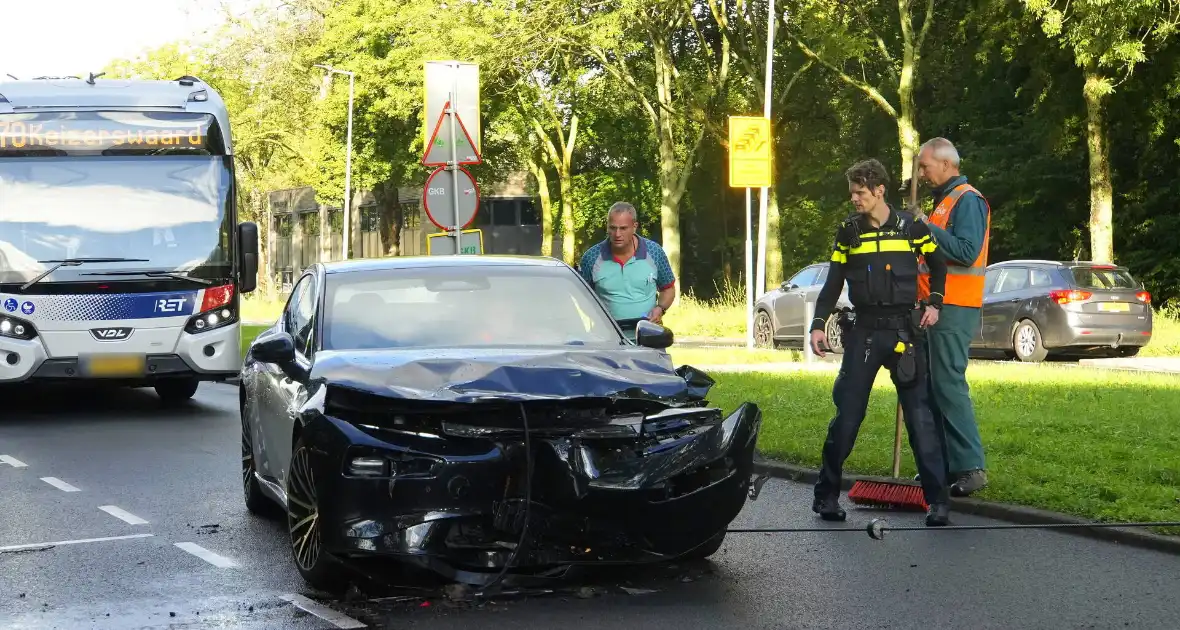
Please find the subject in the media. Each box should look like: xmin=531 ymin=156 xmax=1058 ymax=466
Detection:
xmin=253 ymin=332 xmax=298 ymax=372
xmin=237 ymin=221 xmax=259 ymax=294
xmin=635 ymin=319 xmax=674 ymax=349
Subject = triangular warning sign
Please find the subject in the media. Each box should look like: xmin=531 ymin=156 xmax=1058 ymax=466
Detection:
xmin=421 ymin=101 xmax=481 ymax=166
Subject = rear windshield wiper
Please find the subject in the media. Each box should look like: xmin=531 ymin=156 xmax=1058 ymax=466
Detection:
xmin=78 ymin=270 xmax=213 ymax=286
xmin=19 ymin=257 xmax=151 ymax=292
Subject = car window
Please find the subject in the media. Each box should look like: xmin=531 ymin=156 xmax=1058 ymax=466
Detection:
xmin=1068 ymin=266 xmax=1139 ymax=290
xmin=994 ymin=268 xmax=1029 ymax=293
xmin=984 ymin=269 xmax=1000 ymax=294
xmin=789 ymin=266 xmax=819 ymax=288
xmin=1030 ymin=268 xmax=1054 ymax=288
xmin=284 ymin=274 xmax=317 ymax=356
xmin=322 ymin=265 xmax=623 ymax=350
xmin=814 ymin=265 xmax=829 ymax=286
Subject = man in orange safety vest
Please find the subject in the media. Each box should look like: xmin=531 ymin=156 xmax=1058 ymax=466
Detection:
xmin=913 ymin=137 xmax=990 ymax=497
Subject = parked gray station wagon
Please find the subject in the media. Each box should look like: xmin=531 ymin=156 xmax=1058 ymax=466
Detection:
xmin=753 ymin=259 xmax=1153 ymax=362
xmin=974 ymin=259 xmax=1152 ymax=362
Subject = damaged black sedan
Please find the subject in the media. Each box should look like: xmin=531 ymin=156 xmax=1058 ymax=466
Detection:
xmin=239 ymin=255 xmax=762 ymax=591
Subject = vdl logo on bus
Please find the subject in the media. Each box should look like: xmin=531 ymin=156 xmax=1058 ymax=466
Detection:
xmin=154 ymin=297 xmax=189 ymax=314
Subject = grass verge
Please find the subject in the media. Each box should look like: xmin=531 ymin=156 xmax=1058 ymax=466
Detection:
xmin=704 ymin=362 xmax=1180 ymax=534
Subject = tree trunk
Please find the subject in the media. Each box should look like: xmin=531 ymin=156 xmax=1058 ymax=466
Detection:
xmin=1083 ymin=66 xmax=1114 ymax=263
xmin=766 ymin=186 xmax=782 ymax=290
xmin=374 ymin=182 xmax=403 ymax=257
xmin=654 ymin=36 xmax=682 ymax=290
xmin=558 ymin=173 xmax=576 ymax=265
xmin=559 ymin=116 xmax=579 ymax=266
xmin=897 ymin=32 xmax=920 ymax=181
xmin=528 ymin=158 xmax=555 ymax=258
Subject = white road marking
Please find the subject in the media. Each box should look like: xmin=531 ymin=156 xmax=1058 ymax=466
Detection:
xmin=40 ymin=477 xmax=80 ymax=492
xmin=280 ymin=594 xmax=366 ymax=629
xmin=0 ymin=533 xmax=153 ymax=552
xmin=0 ymin=455 xmax=27 ymax=468
xmin=174 ymin=542 xmax=239 ymax=568
xmin=98 ymin=505 xmax=149 ymax=525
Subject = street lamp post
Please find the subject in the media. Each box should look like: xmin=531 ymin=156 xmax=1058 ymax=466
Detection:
xmin=314 ymin=64 xmax=355 ymax=260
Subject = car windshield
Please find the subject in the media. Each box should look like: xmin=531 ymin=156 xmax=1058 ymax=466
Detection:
xmin=1069 ymin=266 xmax=1139 ymax=290
xmin=323 ymin=265 xmax=624 ymax=350
xmin=0 ymin=155 xmax=233 ymax=285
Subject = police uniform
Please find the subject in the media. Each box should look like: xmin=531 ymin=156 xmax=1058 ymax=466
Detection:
xmin=808 ymin=206 xmax=952 ymax=525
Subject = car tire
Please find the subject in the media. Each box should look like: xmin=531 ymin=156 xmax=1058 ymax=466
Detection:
xmin=155 ymin=378 xmax=199 ymax=404
xmin=754 ymin=310 xmax=774 ymax=348
xmin=1012 ymin=320 xmax=1048 ymax=363
xmin=824 ymin=312 xmax=844 ymax=354
xmin=241 ymin=396 xmax=277 ymax=518
xmin=287 ymin=437 xmax=348 ymax=594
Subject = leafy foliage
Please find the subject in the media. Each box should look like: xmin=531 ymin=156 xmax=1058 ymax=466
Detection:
xmin=104 ymin=0 xmax=1180 ymax=308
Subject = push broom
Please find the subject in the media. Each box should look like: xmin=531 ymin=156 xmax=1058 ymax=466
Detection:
xmin=847 ymin=160 xmax=928 ymax=512
xmin=847 ymin=401 xmax=928 ymax=511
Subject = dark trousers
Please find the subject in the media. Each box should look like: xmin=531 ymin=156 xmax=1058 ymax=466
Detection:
xmin=814 ymin=322 xmax=950 ymax=506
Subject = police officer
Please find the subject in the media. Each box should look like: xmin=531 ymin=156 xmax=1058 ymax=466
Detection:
xmin=807 ymin=158 xmax=952 ymax=527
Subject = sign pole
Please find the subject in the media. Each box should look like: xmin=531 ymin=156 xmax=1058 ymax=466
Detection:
xmin=756 ymin=0 xmax=776 ymax=296
xmin=745 ymin=187 xmax=754 ymax=349
xmin=448 ymin=66 xmax=462 ymax=253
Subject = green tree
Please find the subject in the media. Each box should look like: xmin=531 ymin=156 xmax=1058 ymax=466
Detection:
xmin=549 ymin=0 xmax=737 ymax=288
xmin=1022 ymin=0 xmax=1180 ymax=263
xmin=785 ymin=0 xmax=937 ymax=179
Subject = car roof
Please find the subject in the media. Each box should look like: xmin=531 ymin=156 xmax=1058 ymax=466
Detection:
xmin=988 ymin=259 xmax=1130 ymax=270
xmin=322 ymin=255 xmax=570 ymax=274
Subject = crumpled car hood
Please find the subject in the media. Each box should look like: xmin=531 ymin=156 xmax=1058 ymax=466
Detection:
xmin=308 ymin=346 xmax=708 ymax=403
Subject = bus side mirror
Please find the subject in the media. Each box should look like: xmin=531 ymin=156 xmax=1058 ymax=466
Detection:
xmin=238 ymin=222 xmax=259 ymax=294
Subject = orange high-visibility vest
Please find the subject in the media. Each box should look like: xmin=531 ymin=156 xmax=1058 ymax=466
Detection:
xmin=917 ymin=183 xmax=991 ymax=308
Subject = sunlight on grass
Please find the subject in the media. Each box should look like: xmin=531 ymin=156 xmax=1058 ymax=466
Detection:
xmin=663 ymin=276 xmax=747 ymax=339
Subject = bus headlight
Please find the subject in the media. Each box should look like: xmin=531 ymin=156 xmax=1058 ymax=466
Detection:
xmin=185 ymin=284 xmax=237 ymax=334
xmin=0 ymin=315 xmax=37 ymax=341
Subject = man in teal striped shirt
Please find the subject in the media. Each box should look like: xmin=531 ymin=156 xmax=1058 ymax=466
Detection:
xmin=578 ymin=202 xmax=676 ymax=333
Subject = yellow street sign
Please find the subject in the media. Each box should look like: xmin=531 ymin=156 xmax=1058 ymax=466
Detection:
xmin=728 ymin=116 xmax=772 ymax=188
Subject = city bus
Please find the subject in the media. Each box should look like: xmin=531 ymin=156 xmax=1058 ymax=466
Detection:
xmin=0 ymin=75 xmax=259 ymax=403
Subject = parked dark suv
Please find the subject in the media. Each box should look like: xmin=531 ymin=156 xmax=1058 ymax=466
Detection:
xmin=971 ymin=260 xmax=1153 ymax=362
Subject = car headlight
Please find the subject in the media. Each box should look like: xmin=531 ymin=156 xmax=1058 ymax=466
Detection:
xmin=0 ymin=315 xmax=36 ymax=340
xmin=184 ymin=284 xmax=238 ymax=334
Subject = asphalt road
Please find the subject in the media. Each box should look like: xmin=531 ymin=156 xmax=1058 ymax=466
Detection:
xmin=2 ymin=383 xmax=1179 ymax=630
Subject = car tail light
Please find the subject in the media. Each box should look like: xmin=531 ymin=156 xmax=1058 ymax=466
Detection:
xmin=1136 ymin=291 xmax=1151 ymax=304
xmin=1049 ymin=289 xmax=1092 ymax=304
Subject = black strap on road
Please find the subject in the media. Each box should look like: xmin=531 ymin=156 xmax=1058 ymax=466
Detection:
xmin=728 ymin=520 xmax=1180 ymax=541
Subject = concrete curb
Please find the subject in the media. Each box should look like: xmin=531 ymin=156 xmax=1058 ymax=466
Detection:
xmin=752 ymin=456 xmax=1180 ymax=556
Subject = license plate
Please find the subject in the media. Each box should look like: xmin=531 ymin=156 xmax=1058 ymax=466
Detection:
xmin=80 ymin=354 xmax=147 ymax=378
xmin=1098 ymin=302 xmax=1131 ymax=312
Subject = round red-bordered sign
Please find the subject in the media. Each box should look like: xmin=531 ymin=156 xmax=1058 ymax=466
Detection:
xmin=423 ymin=166 xmax=480 ymax=232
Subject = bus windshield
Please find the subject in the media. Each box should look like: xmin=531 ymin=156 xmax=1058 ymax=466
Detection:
xmin=0 ymin=155 xmax=233 ymax=286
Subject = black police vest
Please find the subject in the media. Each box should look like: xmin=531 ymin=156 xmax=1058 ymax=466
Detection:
xmin=841 ymin=212 xmax=921 ymax=312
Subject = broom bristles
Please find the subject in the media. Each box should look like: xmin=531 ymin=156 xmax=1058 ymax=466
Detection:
xmin=847 ymin=480 xmax=928 ymax=511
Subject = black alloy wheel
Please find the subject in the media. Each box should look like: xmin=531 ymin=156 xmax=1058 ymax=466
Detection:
xmin=287 ymin=438 xmax=345 ymax=592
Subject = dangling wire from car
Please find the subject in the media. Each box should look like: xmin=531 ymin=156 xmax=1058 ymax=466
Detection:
xmin=476 ymin=403 xmax=535 ymax=598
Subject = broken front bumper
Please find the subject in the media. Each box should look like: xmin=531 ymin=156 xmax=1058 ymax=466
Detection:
xmin=303 ymin=401 xmax=762 ymax=580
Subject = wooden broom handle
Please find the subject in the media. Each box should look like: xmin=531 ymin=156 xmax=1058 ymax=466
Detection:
xmin=893 ymin=401 xmax=904 ymax=478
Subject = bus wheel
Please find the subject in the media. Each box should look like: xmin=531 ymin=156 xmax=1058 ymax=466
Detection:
xmin=156 ymin=378 xmax=199 ymax=404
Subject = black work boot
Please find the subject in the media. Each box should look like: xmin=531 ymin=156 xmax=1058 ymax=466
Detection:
xmin=812 ymin=496 xmax=847 ymax=522
xmin=925 ymin=503 xmax=950 ymax=527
